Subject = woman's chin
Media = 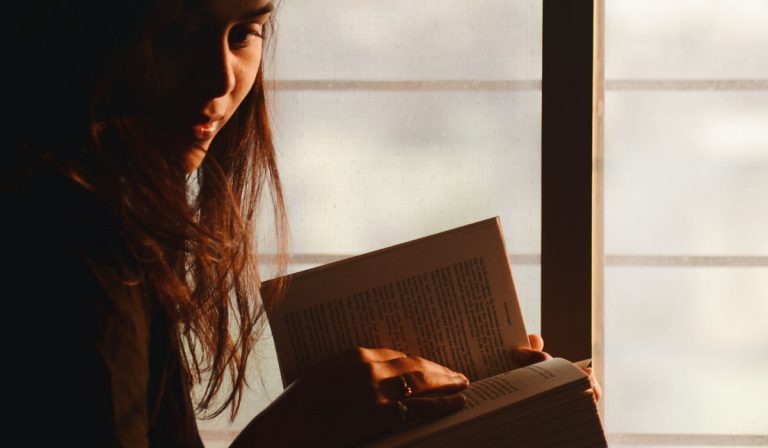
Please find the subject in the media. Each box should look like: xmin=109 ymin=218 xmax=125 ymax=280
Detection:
xmin=184 ymin=146 xmax=208 ymax=173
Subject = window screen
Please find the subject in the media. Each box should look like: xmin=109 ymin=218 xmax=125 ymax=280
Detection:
xmin=199 ymin=2 xmax=544 ymax=445
xmin=601 ymin=1 xmax=768 ymax=445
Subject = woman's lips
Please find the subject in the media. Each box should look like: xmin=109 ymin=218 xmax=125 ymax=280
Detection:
xmin=192 ymin=120 xmax=218 ymax=141
xmin=191 ymin=116 xmax=222 ymax=141
xmin=158 ymin=111 xmax=225 ymax=144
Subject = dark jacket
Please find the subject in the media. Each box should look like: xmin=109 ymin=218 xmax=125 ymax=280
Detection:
xmin=3 ymin=164 xmax=204 ymax=447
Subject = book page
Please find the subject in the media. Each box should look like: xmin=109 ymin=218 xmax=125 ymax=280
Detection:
xmin=404 ymin=396 xmax=600 ymax=448
xmin=366 ymin=358 xmax=591 ymax=448
xmin=262 ymin=218 xmax=529 ymax=386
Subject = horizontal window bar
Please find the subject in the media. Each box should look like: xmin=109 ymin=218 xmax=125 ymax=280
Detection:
xmin=605 ymin=255 xmax=768 ymax=267
xmin=261 ymin=254 xmax=768 ymax=268
xmin=265 ymin=79 xmax=541 ymax=91
xmin=260 ymin=254 xmax=541 ymax=265
xmin=607 ymin=432 xmax=768 ymax=446
xmin=200 ymin=430 xmax=768 ymax=445
xmin=605 ymin=79 xmax=768 ymax=91
xmin=264 ymin=79 xmax=767 ymax=92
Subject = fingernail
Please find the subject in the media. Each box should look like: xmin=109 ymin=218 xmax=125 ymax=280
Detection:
xmin=456 ymin=373 xmax=470 ymax=385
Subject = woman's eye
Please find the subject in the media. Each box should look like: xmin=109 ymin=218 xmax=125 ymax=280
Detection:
xmin=229 ymin=23 xmax=264 ymax=48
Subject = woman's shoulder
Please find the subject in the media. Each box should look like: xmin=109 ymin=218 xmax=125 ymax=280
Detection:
xmin=3 ymin=158 xmax=149 ymax=341
xmin=6 ymin=157 xmax=151 ymax=320
xmin=5 ymin=160 xmax=116 ymax=245
xmin=2 ymin=161 xmax=203 ymax=447
xmin=6 ymin=160 xmax=140 ymax=284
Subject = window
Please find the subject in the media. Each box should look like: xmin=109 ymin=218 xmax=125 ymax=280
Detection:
xmin=196 ymin=2 xmax=768 ymax=446
xmin=598 ymin=0 xmax=768 ymax=445
xmin=199 ymin=2 xmax=543 ymax=445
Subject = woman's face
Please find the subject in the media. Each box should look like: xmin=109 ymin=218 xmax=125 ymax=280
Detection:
xmin=153 ymin=0 xmax=273 ymax=172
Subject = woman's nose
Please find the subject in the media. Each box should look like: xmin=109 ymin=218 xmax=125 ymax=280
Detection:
xmin=197 ymin=38 xmax=236 ymax=99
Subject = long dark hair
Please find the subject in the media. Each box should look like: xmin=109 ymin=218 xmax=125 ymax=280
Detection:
xmin=9 ymin=0 xmax=287 ymax=420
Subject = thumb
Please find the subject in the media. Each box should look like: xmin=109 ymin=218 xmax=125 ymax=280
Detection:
xmin=528 ymin=334 xmax=545 ymax=351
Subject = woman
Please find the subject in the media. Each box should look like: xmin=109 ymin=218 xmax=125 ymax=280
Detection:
xmin=5 ymin=1 xmax=566 ymax=446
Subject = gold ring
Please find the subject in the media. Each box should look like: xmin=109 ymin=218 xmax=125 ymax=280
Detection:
xmin=399 ymin=375 xmax=414 ymax=398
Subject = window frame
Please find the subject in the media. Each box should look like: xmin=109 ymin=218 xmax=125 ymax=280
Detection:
xmin=540 ymin=0 xmax=595 ymax=363
xmin=584 ymin=0 xmax=768 ymax=445
xmin=200 ymin=2 xmax=768 ymax=446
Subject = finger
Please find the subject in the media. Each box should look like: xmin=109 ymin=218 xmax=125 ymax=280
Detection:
xmin=399 ymin=393 xmax=467 ymax=422
xmin=379 ymin=371 xmax=468 ymax=400
xmin=528 ymin=334 xmax=545 ymax=351
xmin=406 ymin=371 xmax=469 ymax=396
xmin=360 ymin=348 xmax=408 ymax=362
xmin=583 ymin=367 xmax=602 ymax=402
xmin=592 ymin=379 xmax=602 ymax=402
xmin=513 ymin=347 xmax=552 ymax=366
xmin=379 ymin=356 xmax=468 ymax=383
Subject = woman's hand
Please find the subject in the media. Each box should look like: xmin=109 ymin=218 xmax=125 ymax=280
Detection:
xmin=513 ymin=334 xmax=553 ymax=366
xmin=236 ymin=347 xmax=469 ymax=448
xmin=513 ymin=334 xmax=601 ymax=402
xmin=581 ymin=365 xmax=602 ymax=402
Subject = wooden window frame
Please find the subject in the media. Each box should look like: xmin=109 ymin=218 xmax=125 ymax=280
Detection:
xmin=541 ymin=0 xmax=596 ymax=363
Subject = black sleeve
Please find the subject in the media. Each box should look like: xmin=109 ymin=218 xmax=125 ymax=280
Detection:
xmin=4 ymin=166 xmax=204 ymax=448
xmin=4 ymin=190 xmax=153 ymax=447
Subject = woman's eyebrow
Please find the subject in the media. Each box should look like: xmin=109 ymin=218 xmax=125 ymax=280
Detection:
xmin=240 ymin=2 xmax=274 ymax=20
xmin=187 ymin=1 xmax=274 ymax=22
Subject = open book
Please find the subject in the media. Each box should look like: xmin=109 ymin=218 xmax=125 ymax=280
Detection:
xmin=261 ymin=218 xmax=606 ymax=447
